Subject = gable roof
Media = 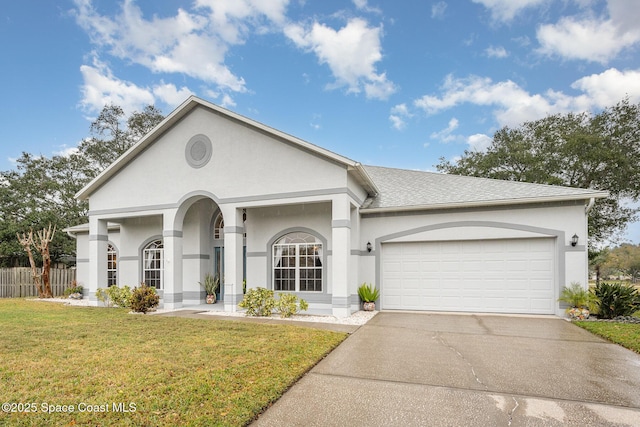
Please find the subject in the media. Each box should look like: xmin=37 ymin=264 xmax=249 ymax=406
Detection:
xmin=76 ymin=96 xmax=379 ymax=200
xmin=361 ymin=165 xmax=608 ymax=213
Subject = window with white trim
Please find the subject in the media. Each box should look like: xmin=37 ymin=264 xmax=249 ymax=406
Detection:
xmin=273 ymin=232 xmax=322 ymax=292
xmin=143 ymin=239 xmax=164 ymax=289
xmin=107 ymin=244 xmax=117 ymax=287
xmin=214 ymin=213 xmax=224 ymax=239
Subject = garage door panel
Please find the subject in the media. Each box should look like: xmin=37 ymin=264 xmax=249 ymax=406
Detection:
xmin=382 ymin=238 xmax=555 ymax=314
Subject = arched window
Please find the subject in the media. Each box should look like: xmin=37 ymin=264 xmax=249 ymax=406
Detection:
xmin=273 ymin=232 xmax=322 ymax=292
xmin=143 ymin=239 xmax=164 ymax=289
xmin=213 ymin=213 xmax=224 ymax=239
xmin=107 ymin=244 xmax=117 ymax=287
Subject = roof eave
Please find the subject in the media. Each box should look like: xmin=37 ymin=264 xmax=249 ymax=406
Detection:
xmin=360 ymin=191 xmax=610 ymax=214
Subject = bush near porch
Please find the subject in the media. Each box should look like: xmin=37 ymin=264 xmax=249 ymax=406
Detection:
xmin=0 ymin=299 xmax=346 ymax=426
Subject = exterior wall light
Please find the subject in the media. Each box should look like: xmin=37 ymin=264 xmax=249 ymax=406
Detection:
xmin=571 ymin=234 xmax=579 ymax=247
xmin=366 ymin=241 xmax=372 ymax=253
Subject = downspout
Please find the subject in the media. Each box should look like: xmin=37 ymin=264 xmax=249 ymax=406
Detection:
xmin=66 ymin=230 xmax=77 ymax=239
xmin=585 ymin=197 xmax=595 ymax=213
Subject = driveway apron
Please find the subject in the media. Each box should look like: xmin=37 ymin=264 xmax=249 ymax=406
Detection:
xmin=252 ymin=312 xmax=640 ymax=426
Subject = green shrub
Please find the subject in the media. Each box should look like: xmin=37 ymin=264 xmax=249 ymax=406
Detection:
xmin=63 ymin=281 xmax=84 ymax=297
xmin=238 ymin=287 xmax=276 ymax=317
xmin=592 ymin=282 xmax=639 ymax=319
xmin=96 ymin=285 xmax=132 ymax=308
xmin=129 ymin=284 xmax=160 ymax=314
xmin=199 ymin=273 xmax=219 ymax=295
xmin=275 ymin=293 xmax=309 ymax=318
xmin=357 ymin=283 xmax=379 ymax=302
xmin=558 ymin=282 xmax=596 ymax=311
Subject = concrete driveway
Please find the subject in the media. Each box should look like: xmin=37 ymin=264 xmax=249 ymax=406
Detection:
xmin=252 ymin=312 xmax=640 ymax=426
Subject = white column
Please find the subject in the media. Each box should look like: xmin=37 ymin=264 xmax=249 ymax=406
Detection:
xmin=223 ymin=206 xmax=244 ymax=312
xmin=88 ymin=216 xmax=108 ymax=303
xmin=331 ymin=194 xmax=352 ymax=317
xmin=163 ymin=210 xmax=183 ymax=310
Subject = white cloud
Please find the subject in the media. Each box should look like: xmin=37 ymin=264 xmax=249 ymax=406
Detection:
xmin=285 ymin=18 xmax=396 ymax=100
xmin=220 ymin=93 xmax=236 ymax=108
xmin=571 ymin=68 xmax=640 ymax=107
xmin=352 ymin=0 xmax=381 ymax=14
xmin=537 ymin=17 xmax=640 ymax=64
xmin=73 ymin=0 xmax=290 ymax=94
xmin=430 ymin=117 xmax=460 ymax=143
xmin=536 ymin=0 xmax=640 ymax=64
xmin=389 ymin=115 xmax=406 ymax=130
xmin=471 ymin=0 xmax=549 ymax=22
xmin=54 ymin=145 xmax=80 ymax=157
xmin=152 ymin=83 xmax=194 ymax=107
xmin=412 ymin=68 xmax=640 ymax=129
xmin=195 ymin=0 xmax=290 ymax=43
xmin=485 ymin=45 xmax=508 ymax=58
xmin=389 ymin=103 xmax=412 ymax=130
xmin=431 ymin=2 xmax=447 ymax=19
xmin=467 ymin=133 xmax=492 ymax=152
xmin=414 ymin=74 xmax=556 ymax=127
xmin=79 ymin=56 xmax=155 ymax=115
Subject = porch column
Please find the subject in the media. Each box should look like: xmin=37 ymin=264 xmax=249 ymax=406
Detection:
xmin=88 ymin=217 xmax=108 ymax=303
xmin=223 ymin=206 xmax=244 ymax=312
xmin=331 ymin=194 xmax=352 ymax=317
xmin=163 ymin=210 xmax=183 ymax=310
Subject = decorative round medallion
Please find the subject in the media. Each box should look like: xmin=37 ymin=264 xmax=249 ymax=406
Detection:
xmin=185 ymin=134 xmax=212 ymax=168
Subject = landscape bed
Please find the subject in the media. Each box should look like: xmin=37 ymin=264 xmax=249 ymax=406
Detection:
xmin=0 ymin=299 xmax=347 ymax=426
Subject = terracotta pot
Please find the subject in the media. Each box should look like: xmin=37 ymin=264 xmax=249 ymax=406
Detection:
xmin=206 ymin=294 xmax=216 ymax=304
xmin=363 ymin=301 xmax=375 ymax=311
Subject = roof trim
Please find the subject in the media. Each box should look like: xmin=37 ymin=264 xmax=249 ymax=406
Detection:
xmin=76 ymin=96 xmax=378 ymax=200
xmin=360 ymin=191 xmax=609 ymax=214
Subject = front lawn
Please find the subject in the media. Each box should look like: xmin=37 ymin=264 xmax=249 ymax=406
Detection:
xmin=0 ymin=299 xmax=346 ymax=426
xmin=574 ymin=321 xmax=640 ymax=354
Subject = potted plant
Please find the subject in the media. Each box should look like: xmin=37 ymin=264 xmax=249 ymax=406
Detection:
xmin=558 ymin=282 xmax=596 ymax=320
xmin=358 ymin=282 xmax=379 ymax=311
xmin=200 ymin=273 xmax=219 ymax=304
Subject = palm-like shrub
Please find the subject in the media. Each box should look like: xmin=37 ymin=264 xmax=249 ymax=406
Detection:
xmin=592 ymin=282 xmax=639 ymax=319
xmin=558 ymin=282 xmax=593 ymax=309
xmin=357 ymin=283 xmax=379 ymax=302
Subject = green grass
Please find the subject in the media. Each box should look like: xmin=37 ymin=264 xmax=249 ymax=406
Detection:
xmin=0 ymin=299 xmax=347 ymax=426
xmin=575 ymin=321 xmax=640 ymax=354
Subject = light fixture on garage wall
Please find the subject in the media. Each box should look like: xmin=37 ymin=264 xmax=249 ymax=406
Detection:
xmin=366 ymin=241 xmax=372 ymax=253
xmin=571 ymin=234 xmax=579 ymax=247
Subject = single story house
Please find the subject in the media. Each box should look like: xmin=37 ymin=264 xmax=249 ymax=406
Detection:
xmin=67 ymin=96 xmax=607 ymax=317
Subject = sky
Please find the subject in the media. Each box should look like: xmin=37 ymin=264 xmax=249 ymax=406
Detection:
xmin=1 ymin=0 xmax=639 ymax=243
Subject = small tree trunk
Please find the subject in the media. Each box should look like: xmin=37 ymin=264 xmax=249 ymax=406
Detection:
xmin=36 ymin=224 xmax=56 ymax=299
xmin=17 ymin=231 xmax=45 ymax=298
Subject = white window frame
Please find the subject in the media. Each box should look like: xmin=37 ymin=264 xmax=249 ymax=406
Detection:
xmin=273 ymin=232 xmax=322 ymax=292
xmin=107 ymin=244 xmax=117 ymax=287
xmin=214 ymin=213 xmax=224 ymax=240
xmin=143 ymin=239 xmax=164 ymax=290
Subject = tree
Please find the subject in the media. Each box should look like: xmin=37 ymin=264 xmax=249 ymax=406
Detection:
xmin=16 ymin=224 xmax=56 ymax=298
xmin=436 ymin=99 xmax=640 ymax=245
xmin=0 ymin=104 xmax=165 ymax=267
xmin=604 ymin=244 xmax=640 ymax=283
xmin=589 ymin=248 xmax=611 ymax=284
xmin=77 ymin=104 xmax=164 ymax=177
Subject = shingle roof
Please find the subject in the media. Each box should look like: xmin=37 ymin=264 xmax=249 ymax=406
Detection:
xmin=361 ymin=165 xmax=608 ymax=212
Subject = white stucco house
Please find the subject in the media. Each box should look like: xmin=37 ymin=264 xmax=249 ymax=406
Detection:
xmin=67 ymin=96 xmax=607 ymax=317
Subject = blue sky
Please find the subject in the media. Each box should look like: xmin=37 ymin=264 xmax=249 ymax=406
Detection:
xmin=1 ymin=0 xmax=639 ymax=243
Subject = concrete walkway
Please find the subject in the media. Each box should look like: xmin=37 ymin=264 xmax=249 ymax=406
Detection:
xmin=252 ymin=311 xmax=640 ymax=426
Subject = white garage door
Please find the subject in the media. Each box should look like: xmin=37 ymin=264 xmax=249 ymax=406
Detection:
xmin=382 ymin=238 xmax=555 ymax=314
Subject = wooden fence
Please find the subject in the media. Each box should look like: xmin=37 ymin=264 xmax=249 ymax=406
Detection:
xmin=0 ymin=268 xmax=76 ymax=298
